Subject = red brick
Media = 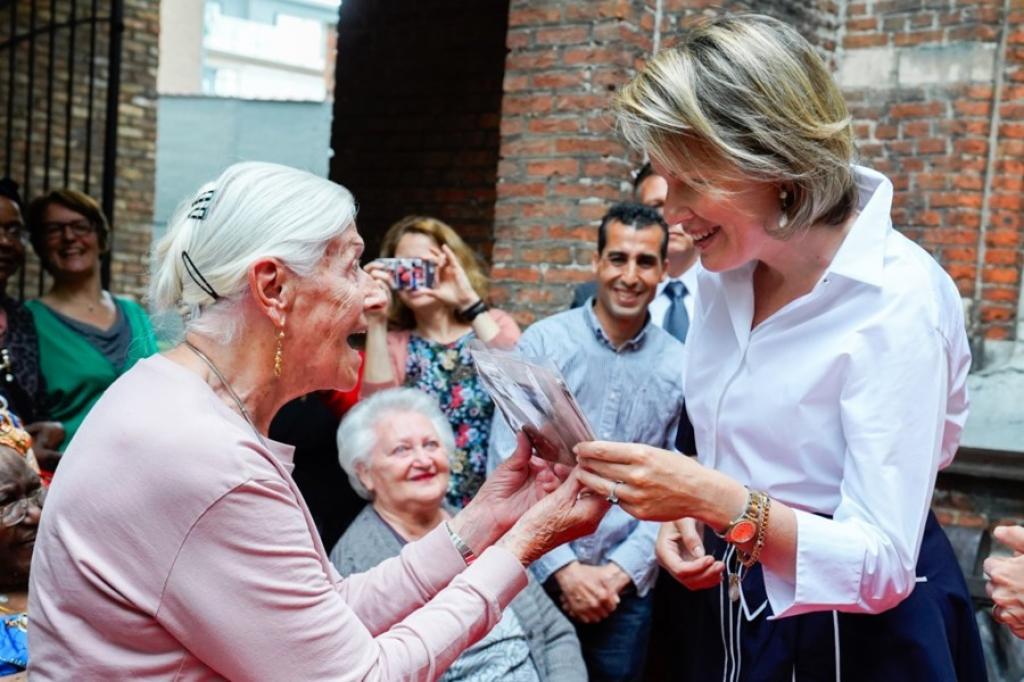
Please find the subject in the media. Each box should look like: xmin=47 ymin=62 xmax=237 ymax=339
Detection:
xmin=528 ymin=116 xmax=581 ymax=134
xmin=533 ymin=70 xmax=586 ymax=90
xmin=497 ymin=182 xmax=546 ymax=198
xmin=894 ymin=30 xmax=944 ymax=47
xmin=917 ymin=138 xmax=947 ymax=154
xmin=502 ymin=94 xmax=554 ymax=115
xmin=952 ymin=174 xmax=984 ymax=191
xmin=985 ymin=249 xmax=1019 ymax=266
xmin=890 ymin=102 xmax=945 ymax=119
xmin=521 ymin=246 xmax=573 ymax=264
xmin=983 ymin=267 xmax=1019 ymax=285
xmin=844 ymin=33 xmax=889 ymax=49
xmin=549 ymin=225 xmax=598 ymax=241
xmin=508 ymin=7 xmax=562 ymax=27
xmin=953 ymin=100 xmax=991 ymax=117
xmin=525 ymin=159 xmax=580 ymax=176
xmin=543 ymin=268 xmax=595 ymax=283
xmin=553 ymin=137 xmax=622 ymax=155
xmin=535 ymin=26 xmax=590 ymax=45
xmin=954 ymin=139 xmax=989 ymax=156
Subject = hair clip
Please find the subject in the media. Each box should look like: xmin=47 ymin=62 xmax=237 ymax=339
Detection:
xmin=181 ymin=251 xmax=222 ymax=301
xmin=187 ymin=189 xmax=215 ymax=221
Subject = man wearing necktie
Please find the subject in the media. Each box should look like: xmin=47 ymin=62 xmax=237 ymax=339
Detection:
xmin=573 ymin=163 xmax=699 ymax=344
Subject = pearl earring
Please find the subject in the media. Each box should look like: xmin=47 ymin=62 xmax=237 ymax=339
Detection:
xmin=778 ymin=188 xmax=789 ymax=230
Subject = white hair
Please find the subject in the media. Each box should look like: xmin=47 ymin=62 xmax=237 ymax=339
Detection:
xmin=337 ymin=388 xmax=455 ymax=500
xmin=149 ymin=161 xmax=357 ymax=344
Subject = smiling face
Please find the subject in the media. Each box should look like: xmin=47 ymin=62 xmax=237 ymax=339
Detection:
xmin=40 ymin=202 xmax=101 ymax=279
xmin=0 ymin=448 xmax=42 ymax=590
xmin=651 ymin=158 xmax=784 ymax=273
xmin=637 ymin=174 xmax=695 ymax=264
xmin=392 ymin=231 xmax=443 ymax=313
xmin=359 ymin=411 xmax=450 ymax=516
xmin=0 ymin=197 xmax=26 ymax=289
xmin=592 ymin=219 xmax=665 ymax=324
xmin=287 ymin=227 xmax=386 ymax=392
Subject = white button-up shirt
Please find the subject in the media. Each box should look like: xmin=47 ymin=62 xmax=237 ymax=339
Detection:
xmin=684 ymin=166 xmax=970 ymax=619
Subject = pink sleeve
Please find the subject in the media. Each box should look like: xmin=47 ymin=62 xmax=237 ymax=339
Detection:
xmin=485 ymin=309 xmax=522 ymax=349
xmin=361 ymin=331 xmax=409 ymax=398
xmin=157 ymin=478 xmax=527 ymax=681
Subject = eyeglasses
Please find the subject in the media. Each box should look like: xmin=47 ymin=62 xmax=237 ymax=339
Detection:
xmin=0 ymin=486 xmax=45 ymax=527
xmin=0 ymin=221 xmax=27 ymax=242
xmin=41 ymin=220 xmax=95 ymax=240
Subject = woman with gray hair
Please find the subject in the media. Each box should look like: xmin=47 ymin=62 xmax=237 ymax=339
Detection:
xmin=330 ymin=388 xmax=586 ymax=681
xmin=27 ymin=161 xmax=607 ymax=680
xmin=574 ymin=14 xmax=984 ymax=681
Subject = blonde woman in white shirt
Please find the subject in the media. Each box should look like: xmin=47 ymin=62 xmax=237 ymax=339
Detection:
xmin=575 ymin=14 xmax=985 ymax=682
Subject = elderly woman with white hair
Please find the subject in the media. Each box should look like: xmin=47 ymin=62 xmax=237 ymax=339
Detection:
xmin=330 ymin=387 xmax=587 ymax=682
xmin=27 ymin=161 xmax=607 ymax=680
xmin=574 ymin=14 xmax=985 ymax=682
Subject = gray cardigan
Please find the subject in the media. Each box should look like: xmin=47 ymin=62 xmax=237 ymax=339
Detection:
xmin=330 ymin=505 xmax=586 ymax=682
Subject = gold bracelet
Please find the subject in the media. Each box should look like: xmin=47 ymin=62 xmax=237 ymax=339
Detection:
xmin=738 ymin=491 xmax=771 ymax=568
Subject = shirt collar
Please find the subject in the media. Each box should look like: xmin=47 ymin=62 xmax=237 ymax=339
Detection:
xmin=825 ymin=165 xmax=890 ymax=288
xmin=657 ymin=263 xmax=700 ymax=296
xmin=583 ymin=299 xmax=651 ymax=352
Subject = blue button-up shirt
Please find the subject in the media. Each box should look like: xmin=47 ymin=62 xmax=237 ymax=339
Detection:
xmin=487 ymin=302 xmax=686 ymax=595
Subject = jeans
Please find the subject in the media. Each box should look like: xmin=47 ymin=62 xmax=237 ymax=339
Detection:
xmin=549 ymin=582 xmax=654 ymax=682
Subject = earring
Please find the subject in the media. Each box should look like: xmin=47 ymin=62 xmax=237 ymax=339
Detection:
xmin=273 ymin=325 xmax=285 ymax=378
xmin=778 ymin=188 xmax=790 ymax=230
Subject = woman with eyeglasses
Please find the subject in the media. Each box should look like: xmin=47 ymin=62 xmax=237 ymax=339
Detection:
xmin=0 ymin=419 xmax=45 ymax=678
xmin=24 ymin=190 xmax=157 ymax=451
xmin=0 ymin=180 xmax=63 ymax=478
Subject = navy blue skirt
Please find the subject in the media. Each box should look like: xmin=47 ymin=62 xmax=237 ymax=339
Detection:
xmin=683 ymin=511 xmax=987 ymax=682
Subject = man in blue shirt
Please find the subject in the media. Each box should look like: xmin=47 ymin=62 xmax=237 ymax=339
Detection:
xmin=488 ymin=202 xmax=685 ymax=682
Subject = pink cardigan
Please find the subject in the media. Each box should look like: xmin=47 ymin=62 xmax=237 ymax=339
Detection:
xmin=362 ymin=308 xmax=521 ymax=397
xmin=29 ymin=355 xmax=527 ymax=680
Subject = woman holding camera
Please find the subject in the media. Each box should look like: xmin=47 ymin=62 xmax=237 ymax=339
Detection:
xmin=362 ymin=216 xmax=520 ymax=509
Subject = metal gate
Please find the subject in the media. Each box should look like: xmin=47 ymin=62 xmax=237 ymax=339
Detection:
xmin=0 ymin=0 xmax=124 ymax=294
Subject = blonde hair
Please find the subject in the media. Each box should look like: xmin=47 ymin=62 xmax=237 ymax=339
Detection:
xmin=614 ymin=14 xmax=857 ymax=237
xmin=379 ymin=216 xmax=489 ymax=330
xmin=150 ymin=162 xmax=356 ymax=344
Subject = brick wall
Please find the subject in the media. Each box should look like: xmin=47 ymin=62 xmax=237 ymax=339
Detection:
xmin=329 ymin=0 xmax=510 ymax=262
xmin=491 ymin=0 xmax=841 ymax=325
xmin=839 ymin=1 xmax=1024 ymax=343
xmin=490 ymin=1 xmax=1023 ymax=342
xmin=0 ymin=0 xmax=159 ymax=301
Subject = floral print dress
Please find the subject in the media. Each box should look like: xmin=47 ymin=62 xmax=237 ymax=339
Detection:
xmin=405 ymin=333 xmax=495 ymax=509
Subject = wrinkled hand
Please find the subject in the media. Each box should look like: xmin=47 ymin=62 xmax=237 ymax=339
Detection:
xmin=26 ymin=421 xmax=64 ymax=472
xmin=657 ymin=518 xmax=724 ymax=591
xmin=496 ymin=468 xmax=609 ymax=567
xmin=426 ymin=244 xmax=479 ymax=312
xmin=985 ymin=525 xmax=1024 ymax=639
xmin=452 ymin=433 xmax=568 ymax=554
xmin=575 ymin=441 xmax=723 ymax=522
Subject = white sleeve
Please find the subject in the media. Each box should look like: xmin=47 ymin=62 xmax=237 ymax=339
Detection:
xmin=763 ymin=315 xmax=949 ymax=618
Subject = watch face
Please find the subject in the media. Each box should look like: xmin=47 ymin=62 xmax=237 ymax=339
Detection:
xmin=727 ymin=519 xmax=757 ymax=544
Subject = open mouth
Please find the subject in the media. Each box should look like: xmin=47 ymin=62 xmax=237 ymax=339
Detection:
xmin=346 ymin=332 xmax=366 ymax=351
xmin=688 ymin=225 xmax=721 ymax=248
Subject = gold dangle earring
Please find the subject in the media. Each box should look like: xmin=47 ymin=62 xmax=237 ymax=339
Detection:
xmin=273 ymin=322 xmax=286 ymax=378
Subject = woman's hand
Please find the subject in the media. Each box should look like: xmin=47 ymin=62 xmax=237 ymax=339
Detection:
xmin=450 ymin=433 xmax=568 ymax=554
xmin=574 ymin=441 xmax=746 ymax=526
xmin=362 ymin=261 xmax=394 ymax=328
xmin=426 ymin=244 xmax=479 ymax=312
xmin=496 ymin=469 xmax=609 ymax=566
xmin=657 ymin=518 xmax=725 ymax=591
xmin=985 ymin=525 xmax=1024 ymax=639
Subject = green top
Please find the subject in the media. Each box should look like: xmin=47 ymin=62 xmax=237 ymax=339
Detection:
xmin=25 ymin=296 xmax=158 ymax=450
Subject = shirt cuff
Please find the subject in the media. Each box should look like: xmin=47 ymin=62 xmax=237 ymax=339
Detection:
xmin=529 ymin=544 xmax=577 ymax=586
xmin=403 ymin=524 xmax=475 ymax=595
xmin=763 ymin=510 xmax=865 ymax=619
xmin=608 ymin=538 xmax=657 ymax=596
xmin=460 ymin=545 xmax=529 ymax=611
